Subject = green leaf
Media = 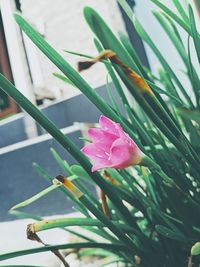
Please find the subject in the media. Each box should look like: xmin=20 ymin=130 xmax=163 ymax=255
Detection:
xmin=32 ymin=217 xmax=108 ymax=232
xmin=147 ymin=80 xmax=184 ymax=106
xmin=0 ymin=243 xmax=130 ymax=261
xmin=9 ymin=210 xmax=42 ymax=221
xmin=53 ymin=72 xmax=75 ymax=86
xmin=50 ymin=147 xmax=72 ymax=175
xmin=105 ymin=75 xmax=122 ymax=116
xmin=191 ymin=242 xmax=200 ymax=255
xmin=64 ymin=50 xmax=92 ymax=59
xmin=119 ymin=32 xmax=147 ymax=79
xmin=11 ymin=184 xmax=61 ymax=210
xmin=133 ymin=18 xmax=193 ymax=107
xmin=150 ymin=0 xmax=191 ymax=34
xmin=70 ymin=165 xmax=93 ymax=181
xmin=76 ymin=248 xmax=115 ymax=257
xmin=155 ymin=225 xmax=187 ymax=242
xmin=172 ymin=0 xmax=189 ymax=24
xmin=196 ymin=0 xmax=200 ymax=11
xmin=177 ymin=108 xmax=200 ymax=125
xmin=189 ymin=5 xmax=200 ymax=64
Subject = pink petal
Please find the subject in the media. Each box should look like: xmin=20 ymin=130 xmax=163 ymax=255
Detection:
xmin=115 ymin=124 xmax=138 ymax=147
xmin=81 ymin=143 xmax=108 ymax=160
xmin=99 ymin=115 xmax=120 ymax=136
xmin=88 ymin=128 xmax=117 ymax=152
xmin=110 ymin=138 xmax=133 ymax=168
xmin=115 ymin=124 xmax=128 ymax=139
xmin=91 ymin=159 xmax=110 ymax=172
xmin=88 ymin=128 xmax=117 ymax=143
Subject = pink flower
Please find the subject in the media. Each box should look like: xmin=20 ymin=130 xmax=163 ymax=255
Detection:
xmin=81 ymin=115 xmax=144 ymax=172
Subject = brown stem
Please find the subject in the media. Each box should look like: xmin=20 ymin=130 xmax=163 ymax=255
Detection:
xmin=194 ymin=0 xmax=200 ymax=19
xmin=100 ymin=190 xmax=110 ymax=218
xmin=188 ymin=256 xmax=193 ymax=267
xmin=27 ymin=224 xmax=70 ymax=267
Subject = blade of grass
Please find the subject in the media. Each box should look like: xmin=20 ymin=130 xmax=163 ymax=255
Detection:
xmin=105 ymin=75 xmax=122 ymax=116
xmin=189 ymin=4 xmax=200 ymax=64
xmin=154 ymin=11 xmax=199 ymax=103
xmin=172 ymin=0 xmax=189 ymax=24
xmin=53 ymin=72 xmax=75 ymax=86
xmin=0 ymin=243 xmax=131 ymax=261
xmin=11 ymin=184 xmax=61 ymax=210
xmin=150 ymin=0 xmax=192 ymax=35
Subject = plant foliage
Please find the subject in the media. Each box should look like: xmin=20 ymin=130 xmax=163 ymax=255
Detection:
xmin=0 ymin=1 xmax=200 ymax=266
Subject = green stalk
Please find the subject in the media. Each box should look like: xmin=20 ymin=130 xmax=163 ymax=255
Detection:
xmin=31 ymin=217 xmax=133 ymax=233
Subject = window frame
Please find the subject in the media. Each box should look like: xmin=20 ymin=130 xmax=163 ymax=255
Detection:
xmin=0 ymin=9 xmax=18 ymax=118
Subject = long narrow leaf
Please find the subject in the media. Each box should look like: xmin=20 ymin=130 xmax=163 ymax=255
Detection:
xmin=0 ymin=243 xmax=130 ymax=261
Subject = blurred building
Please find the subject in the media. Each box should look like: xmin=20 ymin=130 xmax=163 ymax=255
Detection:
xmin=0 ymin=0 xmax=128 ymax=109
xmin=0 ymin=0 xmax=152 ymax=115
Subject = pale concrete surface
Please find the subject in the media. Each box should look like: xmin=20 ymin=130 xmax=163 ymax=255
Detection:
xmin=0 ymin=215 xmax=69 ymax=266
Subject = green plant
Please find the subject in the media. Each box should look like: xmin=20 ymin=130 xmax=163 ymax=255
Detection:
xmin=0 ymin=1 xmax=200 ymax=266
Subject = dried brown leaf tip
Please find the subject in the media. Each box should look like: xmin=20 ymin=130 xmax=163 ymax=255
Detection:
xmin=27 ymin=224 xmax=42 ymax=243
xmin=55 ymin=175 xmax=83 ymax=199
xmin=78 ymin=50 xmax=116 ymax=72
xmin=27 ymin=223 xmax=69 ymax=267
xmin=78 ymin=50 xmax=154 ymax=95
xmin=55 ymin=174 xmax=65 ymax=183
xmin=78 ymin=61 xmax=95 ymax=72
